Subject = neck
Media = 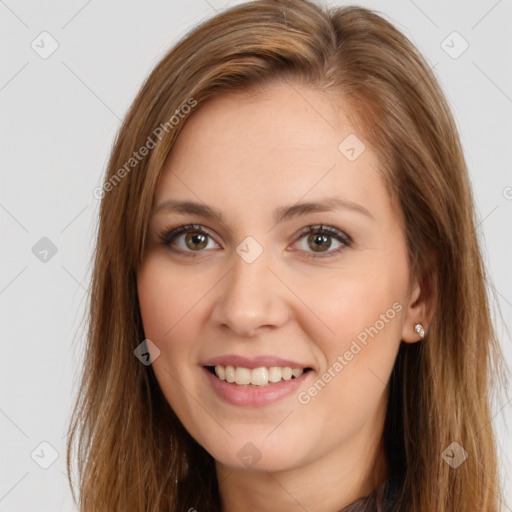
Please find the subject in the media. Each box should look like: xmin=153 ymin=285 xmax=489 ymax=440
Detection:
xmin=216 ymin=399 xmax=389 ymax=512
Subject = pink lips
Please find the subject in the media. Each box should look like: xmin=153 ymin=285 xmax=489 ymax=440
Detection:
xmin=201 ymin=354 xmax=313 ymax=407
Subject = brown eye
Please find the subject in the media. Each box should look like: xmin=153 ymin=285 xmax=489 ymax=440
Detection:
xmin=293 ymin=225 xmax=352 ymax=258
xmin=184 ymin=231 xmax=209 ymax=250
xmin=307 ymin=233 xmax=332 ymax=252
xmin=159 ymin=224 xmax=219 ymax=255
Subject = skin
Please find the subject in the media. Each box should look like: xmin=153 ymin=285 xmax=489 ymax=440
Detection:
xmin=137 ymin=82 xmax=432 ymax=512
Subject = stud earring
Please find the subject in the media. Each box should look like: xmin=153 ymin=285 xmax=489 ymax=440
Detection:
xmin=414 ymin=323 xmax=425 ymax=339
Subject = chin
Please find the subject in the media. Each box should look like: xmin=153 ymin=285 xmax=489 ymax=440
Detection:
xmin=205 ymin=437 xmax=307 ymax=473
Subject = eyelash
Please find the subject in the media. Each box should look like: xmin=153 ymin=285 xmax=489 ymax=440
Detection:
xmin=157 ymin=223 xmax=353 ymax=259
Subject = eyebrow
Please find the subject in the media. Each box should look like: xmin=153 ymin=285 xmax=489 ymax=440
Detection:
xmin=151 ymin=196 xmax=373 ymax=225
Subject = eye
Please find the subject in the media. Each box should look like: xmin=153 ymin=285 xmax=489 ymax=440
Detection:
xmin=292 ymin=224 xmax=352 ymax=258
xmin=158 ymin=224 xmax=219 ymax=256
xmin=158 ymin=223 xmax=352 ymax=258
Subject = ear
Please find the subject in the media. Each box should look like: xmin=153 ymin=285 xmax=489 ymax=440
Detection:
xmin=401 ymin=269 xmax=436 ymax=343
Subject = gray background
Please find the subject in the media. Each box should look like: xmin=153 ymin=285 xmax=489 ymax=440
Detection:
xmin=1 ymin=0 xmax=511 ymax=510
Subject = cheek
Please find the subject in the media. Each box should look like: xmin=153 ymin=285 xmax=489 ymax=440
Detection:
xmin=137 ymin=260 xmax=210 ymax=436
xmin=296 ymin=283 xmax=402 ymax=442
xmin=296 ymin=268 xmax=405 ymax=414
xmin=137 ymin=257 xmax=207 ymax=342
xmin=297 ymin=267 xmax=404 ymax=350
xmin=136 ymin=259 xmax=203 ymax=406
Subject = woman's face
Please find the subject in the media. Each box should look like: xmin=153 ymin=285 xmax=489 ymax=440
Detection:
xmin=137 ymin=83 xmax=423 ymax=474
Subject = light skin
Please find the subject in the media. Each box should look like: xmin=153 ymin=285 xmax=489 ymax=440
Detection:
xmin=137 ymin=82 xmax=433 ymax=512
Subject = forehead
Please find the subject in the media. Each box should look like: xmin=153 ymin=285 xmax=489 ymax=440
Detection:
xmin=166 ymin=83 xmax=357 ymax=159
xmin=154 ymin=83 xmax=389 ymax=223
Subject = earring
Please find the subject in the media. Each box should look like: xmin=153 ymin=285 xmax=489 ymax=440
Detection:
xmin=414 ymin=323 xmax=425 ymax=339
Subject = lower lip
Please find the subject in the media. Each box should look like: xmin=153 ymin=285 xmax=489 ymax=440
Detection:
xmin=203 ymin=367 xmax=311 ymax=407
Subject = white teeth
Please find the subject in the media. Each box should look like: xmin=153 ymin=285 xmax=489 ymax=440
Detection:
xmin=282 ymin=367 xmax=293 ymax=380
xmin=215 ymin=365 xmax=225 ymax=380
xmin=268 ymin=366 xmax=282 ymax=383
xmin=225 ymin=365 xmax=235 ymax=383
xmin=250 ymin=367 xmax=268 ymax=386
xmin=235 ymin=367 xmax=251 ymax=385
xmin=213 ymin=365 xmax=305 ymax=386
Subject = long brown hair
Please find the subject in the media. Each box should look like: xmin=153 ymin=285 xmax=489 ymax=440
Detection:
xmin=66 ymin=1 xmax=509 ymax=510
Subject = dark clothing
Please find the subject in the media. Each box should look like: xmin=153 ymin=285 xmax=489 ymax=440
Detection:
xmin=337 ymin=476 xmax=403 ymax=512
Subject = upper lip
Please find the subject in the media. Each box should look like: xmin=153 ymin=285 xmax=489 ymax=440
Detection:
xmin=202 ymin=355 xmax=312 ymax=370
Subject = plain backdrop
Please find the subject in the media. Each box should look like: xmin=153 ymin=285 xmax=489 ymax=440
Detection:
xmin=1 ymin=0 xmax=511 ymax=510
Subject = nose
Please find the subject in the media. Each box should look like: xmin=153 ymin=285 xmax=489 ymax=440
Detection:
xmin=210 ymin=248 xmax=290 ymax=338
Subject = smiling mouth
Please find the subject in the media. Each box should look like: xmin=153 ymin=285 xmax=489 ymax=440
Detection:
xmin=205 ymin=365 xmax=313 ymax=387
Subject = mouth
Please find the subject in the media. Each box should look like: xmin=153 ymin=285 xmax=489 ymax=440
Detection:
xmin=204 ymin=365 xmax=313 ymax=387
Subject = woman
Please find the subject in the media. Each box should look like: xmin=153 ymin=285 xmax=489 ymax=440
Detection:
xmin=66 ymin=1 xmax=508 ymax=510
